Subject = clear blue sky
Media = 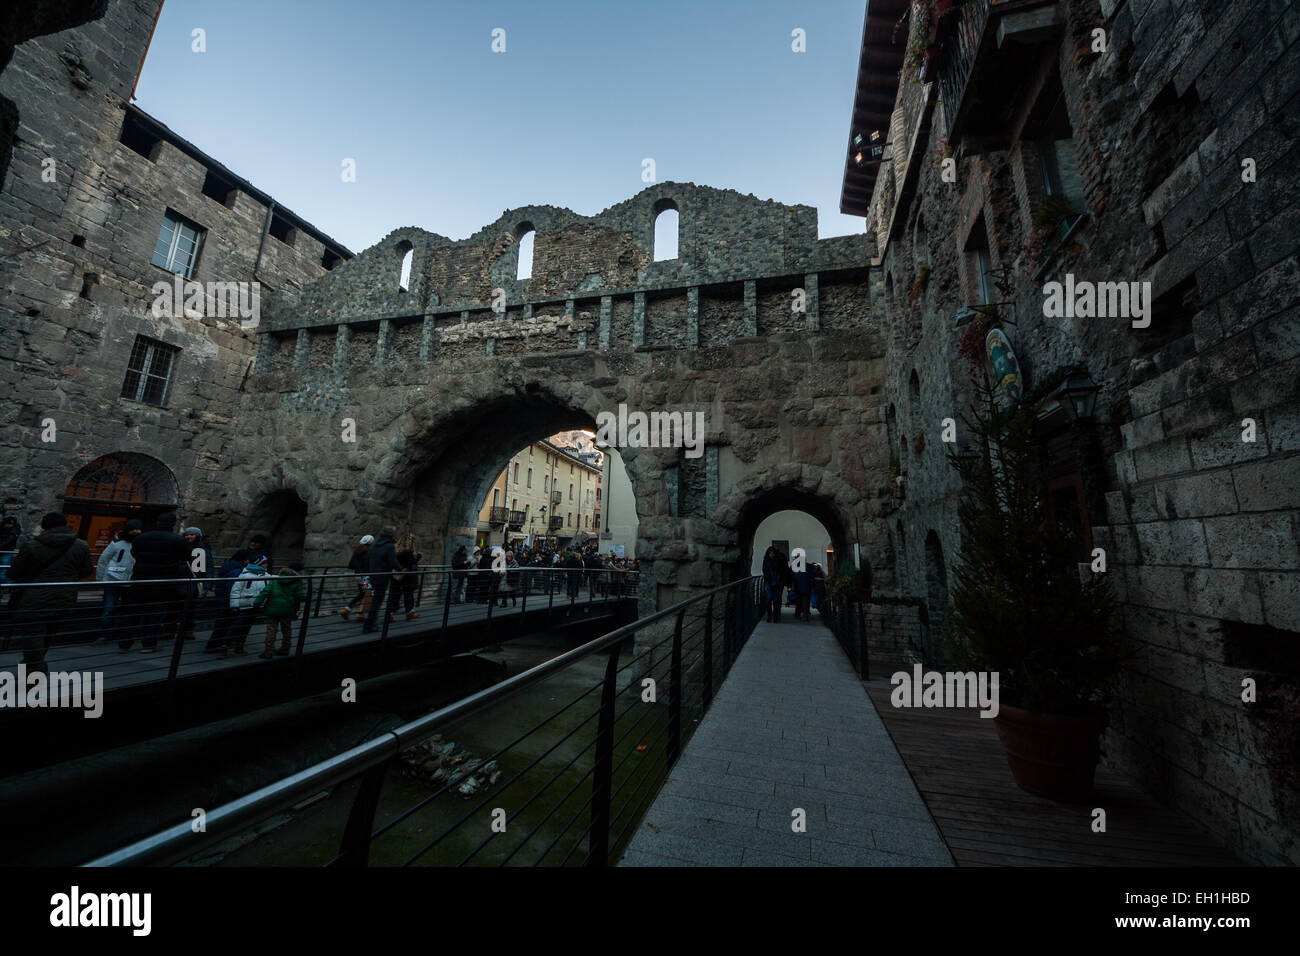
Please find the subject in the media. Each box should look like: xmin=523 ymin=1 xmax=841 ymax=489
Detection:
xmin=135 ymin=0 xmax=868 ymax=253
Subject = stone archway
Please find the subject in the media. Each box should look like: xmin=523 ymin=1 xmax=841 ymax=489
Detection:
xmin=714 ymin=465 xmax=867 ymax=584
xmin=62 ymin=452 xmax=179 ymax=559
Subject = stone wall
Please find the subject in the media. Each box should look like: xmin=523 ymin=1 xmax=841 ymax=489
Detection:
xmin=865 ymin=0 xmax=1300 ymax=864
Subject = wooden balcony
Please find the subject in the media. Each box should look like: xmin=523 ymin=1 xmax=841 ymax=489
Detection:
xmin=935 ymin=0 xmax=1066 ymax=152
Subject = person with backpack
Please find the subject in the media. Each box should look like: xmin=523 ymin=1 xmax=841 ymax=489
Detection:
xmin=254 ymin=562 xmax=306 ymax=659
xmin=224 ymin=554 xmax=271 ymax=657
xmin=205 ymin=548 xmax=250 ymax=653
xmin=95 ymin=518 xmax=141 ymax=643
xmin=6 ymin=512 xmax=94 ymax=673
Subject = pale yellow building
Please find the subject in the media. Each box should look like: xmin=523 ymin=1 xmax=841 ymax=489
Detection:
xmin=477 ymin=435 xmax=602 ymax=548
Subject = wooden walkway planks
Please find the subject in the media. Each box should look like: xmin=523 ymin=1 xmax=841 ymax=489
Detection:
xmin=864 ymin=681 xmax=1243 ymax=867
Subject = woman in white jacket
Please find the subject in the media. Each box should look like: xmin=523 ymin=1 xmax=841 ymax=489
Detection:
xmin=222 ymin=555 xmax=270 ymax=657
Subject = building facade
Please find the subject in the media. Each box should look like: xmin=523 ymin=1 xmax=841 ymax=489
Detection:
xmin=844 ymin=0 xmax=1299 ymax=864
xmin=475 ymin=436 xmax=603 ymax=549
xmin=0 ymin=0 xmax=351 ymax=561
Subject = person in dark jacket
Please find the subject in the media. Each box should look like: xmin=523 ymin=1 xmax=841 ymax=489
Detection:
xmin=792 ymin=565 xmax=813 ymax=621
xmin=205 ymin=549 xmax=250 ymax=652
xmin=362 ymin=527 xmax=403 ymax=633
xmin=123 ymin=511 xmax=192 ymax=653
xmin=0 ymin=514 xmax=22 ymax=586
xmin=761 ymin=546 xmax=785 ymax=623
xmin=451 ymin=545 xmax=471 ymax=603
xmin=563 ymin=549 xmax=583 ymax=602
xmin=7 ymin=513 xmax=94 ymax=671
xmin=339 ymin=535 xmax=374 ymax=620
xmin=394 ymin=533 xmax=421 ymax=621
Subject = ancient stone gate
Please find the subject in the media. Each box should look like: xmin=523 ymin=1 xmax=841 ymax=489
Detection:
xmin=215 ymin=184 xmax=889 ymax=611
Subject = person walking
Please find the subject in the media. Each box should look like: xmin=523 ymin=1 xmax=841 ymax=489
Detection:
xmin=124 ymin=512 xmax=193 ymax=653
xmin=6 ymin=513 xmax=93 ymax=673
xmin=0 ymin=515 xmax=23 ymax=585
xmin=95 ymin=518 xmax=141 ymax=643
xmin=362 ymin=527 xmax=403 ymax=634
xmin=254 ymin=562 xmax=305 ymax=659
xmin=206 ymin=548 xmax=250 ymax=653
xmin=339 ymin=535 xmax=373 ymax=620
xmin=225 ymin=554 xmax=271 ymax=657
xmin=472 ymin=546 xmax=493 ymax=604
xmin=451 ymin=545 xmax=471 ymax=603
xmin=563 ymin=548 xmax=583 ymax=603
xmin=394 ymin=532 xmax=421 ymax=621
xmin=761 ymin=546 xmax=785 ymax=623
xmin=792 ymin=562 xmax=813 ymax=621
xmin=502 ymin=549 xmax=519 ymax=608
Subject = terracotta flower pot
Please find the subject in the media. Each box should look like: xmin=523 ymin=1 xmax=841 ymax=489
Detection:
xmin=992 ymin=702 xmax=1104 ymax=802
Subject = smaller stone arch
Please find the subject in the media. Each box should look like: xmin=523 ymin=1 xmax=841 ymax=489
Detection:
xmin=908 ymin=368 xmax=922 ymax=425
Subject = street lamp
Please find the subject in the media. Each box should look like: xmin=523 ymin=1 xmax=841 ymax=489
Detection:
xmin=1055 ymin=368 xmax=1101 ymax=423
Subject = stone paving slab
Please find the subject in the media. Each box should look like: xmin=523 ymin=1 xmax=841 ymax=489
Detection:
xmin=619 ymin=617 xmax=953 ymax=867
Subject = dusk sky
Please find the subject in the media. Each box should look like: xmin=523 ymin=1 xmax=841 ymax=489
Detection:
xmin=133 ymin=0 xmax=871 ymax=254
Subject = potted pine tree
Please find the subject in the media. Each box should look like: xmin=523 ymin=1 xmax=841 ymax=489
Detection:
xmin=943 ymin=374 xmax=1121 ymax=801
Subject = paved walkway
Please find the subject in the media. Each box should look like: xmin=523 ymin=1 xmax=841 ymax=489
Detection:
xmin=619 ymin=617 xmax=953 ymax=866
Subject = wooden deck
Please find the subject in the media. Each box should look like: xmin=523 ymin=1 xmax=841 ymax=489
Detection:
xmin=864 ymin=681 xmax=1243 ymax=867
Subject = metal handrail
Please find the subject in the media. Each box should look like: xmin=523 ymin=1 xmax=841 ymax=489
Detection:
xmin=85 ymin=575 xmax=763 ymax=867
xmin=1 ymin=567 xmax=641 ymax=691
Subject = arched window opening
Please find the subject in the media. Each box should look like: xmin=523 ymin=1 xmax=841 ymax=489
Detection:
xmin=62 ymin=452 xmax=179 ymax=559
xmin=396 ymin=240 xmax=414 ymax=292
xmin=908 ymin=369 xmax=922 ymax=421
xmin=653 ymin=201 xmax=679 ymax=262
xmin=516 ymin=225 xmax=535 ymax=281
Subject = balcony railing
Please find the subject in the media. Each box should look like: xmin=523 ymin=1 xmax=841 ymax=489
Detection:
xmin=549 ymin=516 xmax=564 ymax=531
xmin=934 ymin=0 xmax=1065 ymax=147
xmin=936 ymin=0 xmax=991 ymax=140
xmin=489 ymin=506 xmax=509 ymax=524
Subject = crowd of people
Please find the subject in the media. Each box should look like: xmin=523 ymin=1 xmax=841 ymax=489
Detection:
xmin=337 ymin=537 xmax=640 ymax=627
xmin=1 ymin=511 xmax=298 ymax=671
xmin=2 ymin=504 xmax=653 ymax=673
xmin=760 ymin=545 xmax=828 ymax=623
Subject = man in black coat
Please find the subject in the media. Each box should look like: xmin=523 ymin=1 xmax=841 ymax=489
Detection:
xmin=362 ymin=527 xmax=403 ymax=633
xmin=124 ymin=512 xmax=192 ymax=652
xmin=7 ymin=512 xmax=94 ymax=672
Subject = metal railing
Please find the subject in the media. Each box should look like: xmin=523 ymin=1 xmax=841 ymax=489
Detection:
xmin=86 ymin=575 xmax=765 ymax=866
xmin=936 ymin=0 xmax=991 ymax=139
xmin=0 ymin=566 xmax=640 ymax=695
xmin=821 ymin=596 xmax=870 ymax=680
